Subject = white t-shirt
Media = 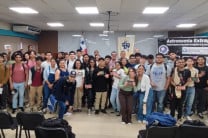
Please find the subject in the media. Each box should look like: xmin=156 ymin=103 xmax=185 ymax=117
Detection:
xmin=66 ymin=59 xmax=75 ymax=73
xmin=73 ymin=69 xmax=85 ymax=87
xmin=112 ymin=68 xmax=126 ymax=88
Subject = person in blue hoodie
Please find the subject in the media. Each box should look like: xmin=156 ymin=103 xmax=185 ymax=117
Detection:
xmin=53 ymin=71 xmax=76 ymax=119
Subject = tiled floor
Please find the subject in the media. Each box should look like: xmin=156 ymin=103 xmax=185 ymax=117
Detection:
xmin=3 ymin=108 xmax=208 ymax=138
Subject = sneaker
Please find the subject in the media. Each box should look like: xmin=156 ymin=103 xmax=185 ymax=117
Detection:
xmin=116 ymin=112 xmax=120 ymax=116
xmin=202 ymin=111 xmax=208 ymax=115
xmin=127 ymin=123 xmax=132 ymax=125
xmin=121 ymin=122 xmax=126 ymax=125
xmin=186 ymin=116 xmax=192 ymax=121
xmin=19 ymin=107 xmax=24 ymax=112
xmin=138 ymin=120 xmax=142 ymax=123
xmin=64 ymin=112 xmax=72 ymax=116
xmin=88 ymin=109 xmax=91 ymax=115
xmin=12 ymin=109 xmax=16 ymax=114
xmin=95 ymin=110 xmax=99 ymax=115
xmin=101 ymin=109 xmax=107 ymax=114
xmin=142 ymin=120 xmax=147 ymax=124
xmin=42 ymin=108 xmax=47 ymax=114
xmin=198 ymin=113 xmax=204 ymax=119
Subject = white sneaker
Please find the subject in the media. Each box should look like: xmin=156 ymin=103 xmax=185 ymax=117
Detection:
xmin=88 ymin=109 xmax=91 ymax=115
xmin=138 ymin=120 xmax=142 ymax=123
xmin=142 ymin=120 xmax=148 ymax=124
xmin=127 ymin=123 xmax=132 ymax=125
xmin=121 ymin=122 xmax=126 ymax=125
xmin=186 ymin=116 xmax=192 ymax=121
xmin=64 ymin=112 xmax=72 ymax=116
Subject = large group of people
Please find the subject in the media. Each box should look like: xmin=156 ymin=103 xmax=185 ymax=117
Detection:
xmin=0 ymin=45 xmax=208 ymax=125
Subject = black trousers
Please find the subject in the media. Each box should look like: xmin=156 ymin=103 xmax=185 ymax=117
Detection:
xmin=193 ymin=88 xmax=207 ymax=113
xmin=170 ymin=90 xmax=185 ymax=120
xmin=0 ymin=84 xmax=8 ymax=109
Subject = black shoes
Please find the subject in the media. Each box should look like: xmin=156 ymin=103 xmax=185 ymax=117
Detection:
xmin=12 ymin=108 xmax=16 ymax=114
xmin=19 ymin=107 xmax=24 ymax=112
xmin=101 ymin=109 xmax=107 ymax=114
xmin=95 ymin=110 xmax=99 ymax=114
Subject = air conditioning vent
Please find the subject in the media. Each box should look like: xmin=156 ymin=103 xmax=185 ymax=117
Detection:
xmin=13 ymin=25 xmax=41 ymax=35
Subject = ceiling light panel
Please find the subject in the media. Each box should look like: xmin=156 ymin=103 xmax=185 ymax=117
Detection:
xmin=90 ymin=23 xmax=104 ymax=27
xmin=75 ymin=7 xmax=99 ymax=14
xmin=133 ymin=24 xmax=149 ymax=28
xmin=9 ymin=7 xmax=39 ymax=14
xmin=143 ymin=7 xmax=169 ymax=14
xmin=47 ymin=22 xmax=64 ymax=27
xmin=176 ymin=24 xmax=196 ymax=28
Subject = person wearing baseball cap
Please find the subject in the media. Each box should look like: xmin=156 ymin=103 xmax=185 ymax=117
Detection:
xmin=53 ymin=71 xmax=76 ymax=119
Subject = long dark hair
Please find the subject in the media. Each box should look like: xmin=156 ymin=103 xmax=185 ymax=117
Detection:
xmin=73 ymin=59 xmax=83 ymax=69
xmin=127 ymin=67 xmax=138 ymax=85
xmin=88 ymin=58 xmax=96 ymax=69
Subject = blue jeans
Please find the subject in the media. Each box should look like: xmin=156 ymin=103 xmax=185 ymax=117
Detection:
xmin=137 ymin=88 xmax=154 ymax=121
xmin=185 ymin=87 xmax=195 ymax=116
xmin=146 ymin=88 xmax=154 ymax=116
xmin=12 ymin=82 xmax=25 ymax=109
xmin=43 ymin=83 xmax=51 ymax=108
xmin=110 ymin=87 xmax=120 ymax=112
xmin=153 ymin=90 xmax=166 ymax=113
xmin=58 ymin=100 xmax=66 ymax=119
xmin=133 ymin=92 xmax=139 ymax=112
xmin=137 ymin=91 xmax=145 ymax=121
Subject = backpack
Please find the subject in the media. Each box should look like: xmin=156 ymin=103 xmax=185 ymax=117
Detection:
xmin=183 ymin=120 xmax=206 ymax=126
xmin=150 ymin=63 xmax=168 ymax=77
xmin=41 ymin=118 xmax=75 ymax=138
xmin=11 ymin=63 xmax=26 ymax=76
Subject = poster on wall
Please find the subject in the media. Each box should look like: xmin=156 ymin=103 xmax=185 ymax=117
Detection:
xmin=158 ymin=37 xmax=208 ymax=65
xmin=118 ymin=36 xmax=135 ymax=58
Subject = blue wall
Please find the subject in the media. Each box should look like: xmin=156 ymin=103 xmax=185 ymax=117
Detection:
xmin=0 ymin=29 xmax=38 ymax=41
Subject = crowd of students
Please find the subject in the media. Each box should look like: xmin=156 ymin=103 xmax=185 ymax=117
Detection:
xmin=0 ymin=45 xmax=208 ymax=125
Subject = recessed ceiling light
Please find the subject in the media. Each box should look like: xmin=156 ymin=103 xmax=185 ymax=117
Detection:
xmin=9 ymin=7 xmax=39 ymax=14
xmin=133 ymin=24 xmax=149 ymax=28
xmin=153 ymin=35 xmax=164 ymax=38
xmin=176 ymin=24 xmax=196 ymax=28
xmin=72 ymin=34 xmax=82 ymax=37
xmin=47 ymin=22 xmax=64 ymax=27
xmin=75 ymin=7 xmax=99 ymax=14
xmin=99 ymin=34 xmax=108 ymax=37
xmin=143 ymin=7 xmax=169 ymax=14
xmin=103 ymin=30 xmax=114 ymax=34
xmin=90 ymin=23 xmax=104 ymax=27
xmin=102 ymin=38 xmax=109 ymax=41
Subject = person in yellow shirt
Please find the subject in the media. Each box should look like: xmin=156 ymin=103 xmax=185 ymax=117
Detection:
xmin=0 ymin=53 xmax=9 ymax=111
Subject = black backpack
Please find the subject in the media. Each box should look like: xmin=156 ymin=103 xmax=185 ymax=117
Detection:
xmin=41 ymin=118 xmax=75 ymax=138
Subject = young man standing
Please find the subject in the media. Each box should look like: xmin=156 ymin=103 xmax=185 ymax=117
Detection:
xmin=93 ymin=58 xmax=110 ymax=114
xmin=194 ymin=56 xmax=208 ymax=118
xmin=10 ymin=52 xmax=28 ymax=113
xmin=28 ymin=56 xmax=44 ymax=111
xmin=146 ymin=53 xmax=171 ymax=113
xmin=0 ymin=54 xmax=9 ymax=111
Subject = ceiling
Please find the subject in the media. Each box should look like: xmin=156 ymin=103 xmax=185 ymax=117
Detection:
xmin=0 ymin=0 xmax=208 ymax=32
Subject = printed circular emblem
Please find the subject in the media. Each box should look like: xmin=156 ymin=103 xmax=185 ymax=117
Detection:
xmin=159 ymin=45 xmax=169 ymax=54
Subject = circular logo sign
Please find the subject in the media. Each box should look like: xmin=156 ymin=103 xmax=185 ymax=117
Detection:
xmin=159 ymin=45 xmax=169 ymax=54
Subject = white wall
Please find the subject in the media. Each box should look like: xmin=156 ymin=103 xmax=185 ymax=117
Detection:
xmin=0 ymin=21 xmax=11 ymax=30
xmin=58 ymin=31 xmax=168 ymax=57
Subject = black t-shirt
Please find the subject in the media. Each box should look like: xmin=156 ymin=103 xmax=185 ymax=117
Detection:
xmin=195 ymin=66 xmax=208 ymax=88
xmin=178 ymin=69 xmax=191 ymax=86
xmin=93 ymin=67 xmax=110 ymax=92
